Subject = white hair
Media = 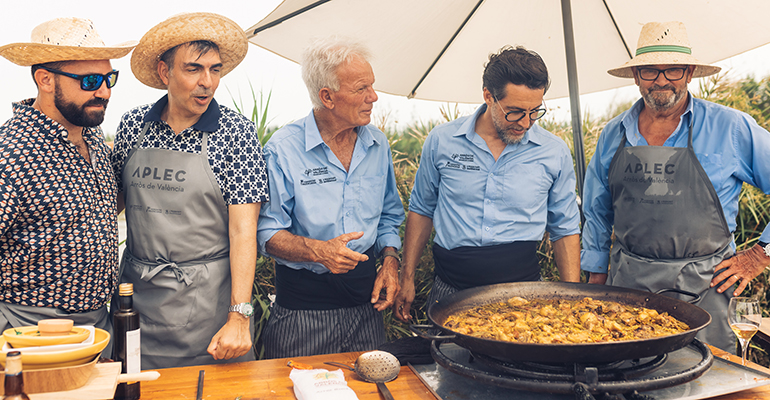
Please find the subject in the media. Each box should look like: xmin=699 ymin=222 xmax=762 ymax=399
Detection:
xmin=301 ymin=36 xmax=372 ymax=109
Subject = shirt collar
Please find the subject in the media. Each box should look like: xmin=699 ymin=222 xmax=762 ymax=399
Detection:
xmin=303 ymin=109 xmax=378 ymax=152
xmin=457 ymin=104 xmax=543 ymax=146
xmin=142 ymin=94 xmax=222 ymax=133
xmin=622 ymin=92 xmax=694 ymax=145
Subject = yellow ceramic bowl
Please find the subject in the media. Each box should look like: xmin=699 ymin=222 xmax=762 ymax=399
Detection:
xmin=3 ymin=326 xmax=90 ymax=348
xmin=0 ymin=328 xmax=110 ymax=370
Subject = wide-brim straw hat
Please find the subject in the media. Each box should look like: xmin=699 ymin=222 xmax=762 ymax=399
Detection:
xmin=608 ymin=21 xmax=721 ymax=79
xmin=131 ymin=12 xmax=248 ymax=90
xmin=0 ymin=17 xmax=136 ymax=66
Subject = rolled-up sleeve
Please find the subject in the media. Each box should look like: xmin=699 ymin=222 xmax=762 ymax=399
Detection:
xmin=375 ymin=146 xmax=405 ymax=254
xmin=580 ymin=120 xmax=622 ymax=274
xmin=257 ymin=146 xmax=294 ymax=255
xmin=408 ymin=132 xmax=440 ymax=218
xmin=546 ymin=146 xmax=581 ymax=242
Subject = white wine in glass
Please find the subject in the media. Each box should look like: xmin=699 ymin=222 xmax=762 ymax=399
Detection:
xmin=728 ymin=297 xmax=762 ymax=366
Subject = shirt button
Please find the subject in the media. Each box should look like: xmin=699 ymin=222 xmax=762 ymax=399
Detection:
xmin=346 ymin=181 xmax=350 ymax=185
xmin=485 ymin=227 xmax=490 ymax=231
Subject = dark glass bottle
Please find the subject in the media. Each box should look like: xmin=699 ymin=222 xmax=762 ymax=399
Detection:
xmin=113 ymin=283 xmax=141 ymax=400
xmin=3 ymin=351 xmax=30 ymax=400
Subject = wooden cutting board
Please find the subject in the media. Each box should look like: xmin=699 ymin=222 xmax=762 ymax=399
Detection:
xmin=29 ymin=362 xmax=121 ymax=400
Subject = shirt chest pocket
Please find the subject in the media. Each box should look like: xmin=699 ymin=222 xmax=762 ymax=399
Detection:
xmin=358 ymin=175 xmax=386 ymax=221
xmin=695 ymin=153 xmax=724 ymax=190
xmin=501 ymin=164 xmax=550 ymax=211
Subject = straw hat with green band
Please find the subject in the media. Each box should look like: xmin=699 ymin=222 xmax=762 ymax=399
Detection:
xmin=131 ymin=12 xmax=248 ymax=90
xmin=607 ymin=21 xmax=721 ymax=79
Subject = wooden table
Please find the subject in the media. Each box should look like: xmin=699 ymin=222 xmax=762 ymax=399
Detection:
xmin=139 ymin=346 xmax=770 ymax=400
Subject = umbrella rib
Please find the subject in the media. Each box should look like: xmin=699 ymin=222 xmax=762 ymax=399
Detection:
xmin=249 ymin=0 xmax=333 ymax=37
xmin=602 ymin=0 xmax=632 ymax=59
xmin=408 ymin=0 xmax=485 ymax=99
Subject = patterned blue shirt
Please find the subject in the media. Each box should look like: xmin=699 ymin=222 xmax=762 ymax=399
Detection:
xmin=257 ymin=110 xmax=405 ymax=274
xmin=112 ymin=95 xmax=269 ymax=205
xmin=0 ymin=99 xmax=118 ymax=312
xmin=409 ymin=105 xmax=581 ymax=250
xmin=581 ymin=95 xmax=770 ymax=273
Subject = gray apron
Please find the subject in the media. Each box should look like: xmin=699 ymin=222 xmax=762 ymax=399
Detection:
xmin=607 ymin=124 xmax=736 ymax=352
xmin=120 ymin=123 xmax=255 ymax=369
xmin=0 ymin=302 xmax=112 ymax=356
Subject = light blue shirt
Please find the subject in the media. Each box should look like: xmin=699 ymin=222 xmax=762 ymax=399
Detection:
xmin=409 ymin=105 xmax=581 ymax=250
xmin=581 ymin=95 xmax=770 ymax=274
xmin=257 ymin=110 xmax=405 ymax=274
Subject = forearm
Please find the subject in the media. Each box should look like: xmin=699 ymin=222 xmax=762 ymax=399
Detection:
xmin=228 ymin=203 xmax=260 ymax=305
xmin=552 ymin=234 xmax=581 ymax=282
xmin=401 ymin=212 xmax=434 ymax=282
xmin=265 ymin=230 xmax=325 ymax=264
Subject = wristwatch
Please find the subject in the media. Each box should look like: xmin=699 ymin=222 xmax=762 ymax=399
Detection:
xmin=229 ymin=302 xmax=255 ymax=318
xmin=759 ymin=241 xmax=770 ymax=258
xmin=381 ymin=249 xmax=401 ymax=264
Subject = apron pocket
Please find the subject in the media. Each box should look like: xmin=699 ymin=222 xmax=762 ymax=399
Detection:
xmin=609 ymin=243 xmax=732 ymax=301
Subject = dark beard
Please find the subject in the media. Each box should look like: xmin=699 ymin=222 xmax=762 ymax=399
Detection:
xmin=54 ymin=85 xmax=108 ymax=128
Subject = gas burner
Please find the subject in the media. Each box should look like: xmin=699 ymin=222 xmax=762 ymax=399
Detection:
xmin=431 ymin=339 xmax=713 ymax=400
xmin=472 ymin=350 xmax=668 ymax=382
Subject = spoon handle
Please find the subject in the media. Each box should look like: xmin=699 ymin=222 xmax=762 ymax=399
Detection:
xmin=324 ymin=361 xmax=354 ymax=371
xmin=376 ymin=382 xmax=395 ymax=400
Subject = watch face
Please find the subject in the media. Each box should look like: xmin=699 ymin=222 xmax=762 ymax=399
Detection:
xmin=242 ymin=303 xmax=255 ymax=317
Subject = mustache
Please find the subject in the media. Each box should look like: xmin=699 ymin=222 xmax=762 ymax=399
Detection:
xmin=84 ymin=97 xmax=109 ymax=108
xmin=649 ymin=84 xmax=676 ymax=92
xmin=192 ymin=89 xmax=213 ymax=97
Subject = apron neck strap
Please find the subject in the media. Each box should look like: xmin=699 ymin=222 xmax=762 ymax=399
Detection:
xmin=615 ymin=113 xmax=694 ymax=152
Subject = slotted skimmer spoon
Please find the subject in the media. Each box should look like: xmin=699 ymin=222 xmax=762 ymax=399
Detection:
xmin=326 ymin=350 xmax=400 ymax=400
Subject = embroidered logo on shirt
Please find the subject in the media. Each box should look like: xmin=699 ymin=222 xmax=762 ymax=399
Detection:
xmin=452 ymin=153 xmax=475 ymax=162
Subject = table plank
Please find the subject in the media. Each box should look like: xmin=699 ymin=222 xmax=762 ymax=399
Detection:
xmin=140 ymin=352 xmax=436 ymax=400
xmin=139 ymin=346 xmax=770 ymax=400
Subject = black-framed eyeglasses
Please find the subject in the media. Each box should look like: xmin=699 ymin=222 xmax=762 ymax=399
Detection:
xmin=40 ymin=67 xmax=119 ymax=91
xmin=494 ymin=96 xmax=547 ymax=122
xmin=637 ymin=67 xmax=687 ymax=82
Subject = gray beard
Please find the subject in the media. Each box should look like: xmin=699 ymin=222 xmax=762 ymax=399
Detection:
xmin=642 ymin=85 xmax=686 ymax=112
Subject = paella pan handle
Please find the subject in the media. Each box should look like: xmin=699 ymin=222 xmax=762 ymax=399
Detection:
xmin=408 ymin=324 xmax=456 ymax=340
xmin=655 ymin=288 xmax=701 ymax=304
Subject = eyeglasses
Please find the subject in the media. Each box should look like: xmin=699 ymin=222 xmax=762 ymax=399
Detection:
xmin=40 ymin=67 xmax=119 ymax=91
xmin=637 ymin=67 xmax=687 ymax=82
xmin=494 ymin=96 xmax=547 ymax=122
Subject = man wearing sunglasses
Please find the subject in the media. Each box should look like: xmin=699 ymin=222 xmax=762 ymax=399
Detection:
xmin=112 ymin=13 xmax=267 ymax=369
xmin=581 ymin=21 xmax=770 ymax=352
xmin=0 ymin=17 xmax=135 ymax=350
xmin=393 ymin=46 xmax=581 ymax=322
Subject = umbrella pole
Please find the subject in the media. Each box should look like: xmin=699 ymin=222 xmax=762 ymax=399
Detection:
xmin=560 ymin=0 xmax=586 ymax=222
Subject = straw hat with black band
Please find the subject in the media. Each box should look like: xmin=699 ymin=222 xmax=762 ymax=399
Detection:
xmin=0 ymin=17 xmax=136 ymax=66
xmin=607 ymin=21 xmax=721 ymax=79
xmin=131 ymin=12 xmax=248 ymax=90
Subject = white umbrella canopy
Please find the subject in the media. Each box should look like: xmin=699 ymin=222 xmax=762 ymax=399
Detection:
xmin=246 ymin=0 xmax=770 ymax=196
xmin=247 ymin=0 xmax=770 ymax=102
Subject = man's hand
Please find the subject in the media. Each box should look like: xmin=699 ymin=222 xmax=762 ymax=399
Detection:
xmin=392 ymin=276 xmax=414 ymax=322
xmin=371 ymin=257 xmax=399 ymax=311
xmin=314 ymin=231 xmax=369 ymax=274
xmin=588 ymin=272 xmax=608 ymax=285
xmin=711 ymin=244 xmax=770 ymax=296
xmin=207 ymin=313 xmax=252 ymax=360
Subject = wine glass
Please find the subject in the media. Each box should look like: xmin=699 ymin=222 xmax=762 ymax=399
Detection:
xmin=728 ymin=297 xmax=762 ymax=366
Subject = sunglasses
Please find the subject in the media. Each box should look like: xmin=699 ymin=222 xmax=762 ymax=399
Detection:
xmin=41 ymin=67 xmax=119 ymax=91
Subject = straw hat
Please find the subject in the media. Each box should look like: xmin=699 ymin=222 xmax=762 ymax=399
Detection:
xmin=608 ymin=21 xmax=721 ymax=79
xmin=0 ymin=17 xmax=136 ymax=66
xmin=131 ymin=12 xmax=248 ymax=90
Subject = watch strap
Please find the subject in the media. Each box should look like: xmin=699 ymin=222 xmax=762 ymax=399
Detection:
xmin=381 ymin=249 xmax=401 ymax=264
